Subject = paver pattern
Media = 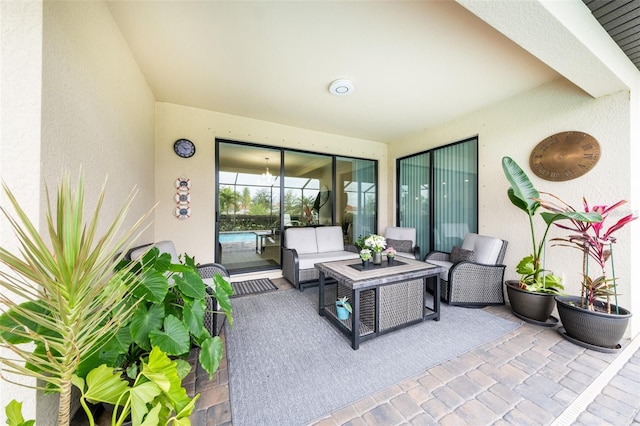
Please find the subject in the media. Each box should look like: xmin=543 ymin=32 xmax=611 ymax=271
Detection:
xmin=189 ymin=281 xmax=640 ymax=426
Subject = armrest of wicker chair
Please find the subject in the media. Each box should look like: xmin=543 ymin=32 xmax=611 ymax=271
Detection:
xmin=282 ymin=248 xmax=300 ymax=288
xmin=447 ymin=261 xmax=506 ymax=306
xmin=424 ymin=250 xmax=451 ymax=262
xmin=344 ymin=244 xmax=359 ymax=253
xmin=197 ymin=262 xmax=229 ymax=336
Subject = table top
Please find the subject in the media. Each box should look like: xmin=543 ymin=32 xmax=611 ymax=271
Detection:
xmin=315 ymin=257 xmax=444 ymax=290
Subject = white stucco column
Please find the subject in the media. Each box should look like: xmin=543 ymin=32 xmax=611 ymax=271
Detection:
xmin=0 ymin=0 xmax=43 ymax=423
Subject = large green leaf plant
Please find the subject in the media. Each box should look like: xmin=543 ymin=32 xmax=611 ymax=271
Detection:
xmin=501 ymin=157 xmax=602 ymax=293
xmin=77 ymin=247 xmax=233 ymax=382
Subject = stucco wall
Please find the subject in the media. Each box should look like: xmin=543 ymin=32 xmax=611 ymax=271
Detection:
xmin=0 ymin=1 xmax=156 ymax=424
xmin=41 ymin=1 xmax=156 ymax=243
xmin=0 ymin=1 xmax=43 ymax=422
xmin=389 ymin=78 xmax=637 ymax=337
xmin=154 ymin=102 xmax=387 ymax=263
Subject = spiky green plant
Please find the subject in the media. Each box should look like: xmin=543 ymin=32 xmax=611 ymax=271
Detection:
xmin=0 ymin=175 xmax=151 ymax=426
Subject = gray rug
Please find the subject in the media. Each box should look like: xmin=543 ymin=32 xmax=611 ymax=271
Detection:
xmin=231 ymin=278 xmax=278 ymax=298
xmin=225 ymin=288 xmax=521 ymax=426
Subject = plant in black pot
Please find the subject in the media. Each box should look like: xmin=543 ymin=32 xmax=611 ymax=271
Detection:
xmin=546 ymin=196 xmax=636 ymax=351
xmin=501 ymin=157 xmax=601 ymax=325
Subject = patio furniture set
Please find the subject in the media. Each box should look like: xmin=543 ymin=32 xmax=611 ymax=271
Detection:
xmin=282 ymin=226 xmax=508 ymax=349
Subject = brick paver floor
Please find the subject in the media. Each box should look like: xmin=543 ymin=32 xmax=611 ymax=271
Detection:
xmin=190 ymin=280 xmax=640 ymax=426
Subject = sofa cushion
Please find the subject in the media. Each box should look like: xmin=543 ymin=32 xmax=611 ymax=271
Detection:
xmin=285 ymin=227 xmax=318 ymax=254
xmin=315 ymin=226 xmax=345 ymax=252
xmin=385 ymin=238 xmax=413 ymax=254
xmin=461 ymin=233 xmax=503 ymax=265
xmin=450 ymin=246 xmax=476 ymax=264
xmin=297 ymin=251 xmax=360 ymax=270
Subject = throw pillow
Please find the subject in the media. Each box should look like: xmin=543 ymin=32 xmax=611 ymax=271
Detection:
xmin=450 ymin=246 xmax=476 ymax=264
xmin=385 ymin=238 xmax=413 ymax=253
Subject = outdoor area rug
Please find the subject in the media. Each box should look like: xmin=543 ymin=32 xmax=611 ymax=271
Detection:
xmin=230 ymin=278 xmax=278 ymax=298
xmin=225 ymin=288 xmax=521 ymax=426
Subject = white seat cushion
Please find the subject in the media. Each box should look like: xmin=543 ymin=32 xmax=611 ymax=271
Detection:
xmin=426 ymin=260 xmax=452 ymax=281
xmin=315 ymin=226 xmax=345 ymax=252
xmin=297 ymin=251 xmax=359 ymax=270
xmin=395 ymin=251 xmax=415 ymax=260
xmin=285 ymin=227 xmax=318 ymax=254
xmin=460 ymin=233 xmax=503 ymax=265
xmin=130 ymin=240 xmax=179 ymax=263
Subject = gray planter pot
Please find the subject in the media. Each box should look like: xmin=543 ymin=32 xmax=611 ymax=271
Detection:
xmin=505 ymin=280 xmax=556 ymax=325
xmin=555 ymin=296 xmax=631 ymax=351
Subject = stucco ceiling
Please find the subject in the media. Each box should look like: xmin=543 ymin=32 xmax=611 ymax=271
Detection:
xmin=106 ymin=1 xmax=580 ymax=143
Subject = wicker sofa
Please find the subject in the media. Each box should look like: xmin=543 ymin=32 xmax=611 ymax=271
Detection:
xmin=282 ymin=226 xmax=359 ymax=290
xmin=424 ymin=233 xmax=507 ymax=307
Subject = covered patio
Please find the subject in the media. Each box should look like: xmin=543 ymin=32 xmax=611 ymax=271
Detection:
xmin=2 ymin=0 xmax=640 ymax=424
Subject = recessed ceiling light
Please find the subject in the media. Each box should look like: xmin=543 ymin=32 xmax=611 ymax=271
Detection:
xmin=329 ymin=79 xmax=354 ymax=96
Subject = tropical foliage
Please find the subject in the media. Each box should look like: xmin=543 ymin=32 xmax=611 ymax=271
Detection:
xmin=0 ymin=176 xmax=151 ymax=425
xmin=544 ymin=196 xmax=637 ymax=312
xmin=75 ymin=247 xmax=233 ymax=382
xmin=501 ymin=157 xmax=602 ymax=293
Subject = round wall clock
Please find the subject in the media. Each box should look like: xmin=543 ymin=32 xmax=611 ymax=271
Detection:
xmin=529 ymin=131 xmax=600 ymax=181
xmin=173 ymin=139 xmax=196 ymax=158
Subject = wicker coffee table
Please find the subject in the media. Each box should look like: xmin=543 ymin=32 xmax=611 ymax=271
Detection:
xmin=315 ymin=257 xmax=445 ymax=349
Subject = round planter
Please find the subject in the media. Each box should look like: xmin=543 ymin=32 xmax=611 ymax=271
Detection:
xmin=387 ymin=256 xmax=394 ymax=265
xmin=555 ymin=296 xmax=631 ymax=351
xmin=505 ymin=280 xmax=557 ymax=326
xmin=372 ymin=252 xmax=382 ymax=265
xmin=335 ymin=303 xmax=350 ymax=320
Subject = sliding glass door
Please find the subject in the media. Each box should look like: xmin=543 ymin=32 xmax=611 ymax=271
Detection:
xmin=216 ymin=140 xmax=377 ymax=274
xmin=397 ymin=137 xmax=478 ymax=255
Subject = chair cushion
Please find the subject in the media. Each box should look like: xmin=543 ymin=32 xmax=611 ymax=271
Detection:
xmin=285 ymin=227 xmax=318 ymax=254
xmin=395 ymin=251 xmax=416 ymax=260
xmin=315 ymin=226 xmax=344 ymax=252
xmin=130 ymin=240 xmax=179 ymax=263
xmin=461 ymin=233 xmax=503 ymax=265
xmin=385 ymin=227 xmax=416 ymax=246
xmin=425 ymin=259 xmax=452 ymax=281
xmin=450 ymin=246 xmax=476 ymax=264
xmin=385 ymin=238 xmax=413 ymax=254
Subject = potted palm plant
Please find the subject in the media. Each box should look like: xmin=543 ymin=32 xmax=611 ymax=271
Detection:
xmin=0 ymin=175 xmax=234 ymax=425
xmin=0 ymin=176 xmax=150 ymax=425
xmin=545 ymin=196 xmax=636 ymax=351
xmin=501 ymin=157 xmax=601 ymax=324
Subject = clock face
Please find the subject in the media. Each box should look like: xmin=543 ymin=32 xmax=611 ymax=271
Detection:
xmin=173 ymin=139 xmax=196 ymax=158
xmin=529 ymin=131 xmax=600 ymax=181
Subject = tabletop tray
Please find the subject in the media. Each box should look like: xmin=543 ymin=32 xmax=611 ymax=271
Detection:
xmin=348 ymin=259 xmax=407 ymax=272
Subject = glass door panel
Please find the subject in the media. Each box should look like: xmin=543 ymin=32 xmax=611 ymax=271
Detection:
xmin=283 ymin=151 xmax=332 ymax=227
xmin=337 ymin=157 xmax=377 ymax=244
xmin=217 ymin=142 xmax=281 ymax=274
xmin=433 ymin=140 xmax=478 ymax=251
xmin=398 ymin=153 xmax=431 ymax=254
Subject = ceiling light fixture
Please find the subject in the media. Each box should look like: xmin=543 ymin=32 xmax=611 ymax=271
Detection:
xmin=258 ymin=157 xmax=274 ymax=185
xmin=329 ymin=79 xmax=354 ymax=96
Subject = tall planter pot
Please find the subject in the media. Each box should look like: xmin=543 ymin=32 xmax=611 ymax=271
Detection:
xmin=555 ymin=296 xmax=631 ymax=352
xmin=505 ymin=280 xmax=557 ymax=326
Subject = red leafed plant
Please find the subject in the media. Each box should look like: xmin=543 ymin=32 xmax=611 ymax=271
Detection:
xmin=543 ymin=196 xmax=637 ymax=313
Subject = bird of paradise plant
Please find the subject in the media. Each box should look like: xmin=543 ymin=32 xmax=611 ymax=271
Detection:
xmin=501 ymin=157 xmax=602 ymax=293
xmin=544 ymin=196 xmax=637 ymax=313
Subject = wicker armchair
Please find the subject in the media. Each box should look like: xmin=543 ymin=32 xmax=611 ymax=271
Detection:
xmin=425 ymin=233 xmax=508 ymax=307
xmin=197 ymin=263 xmax=230 ymax=336
xmin=128 ymin=241 xmax=228 ymax=336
